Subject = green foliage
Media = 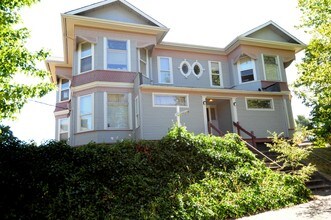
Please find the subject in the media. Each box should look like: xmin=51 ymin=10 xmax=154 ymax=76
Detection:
xmin=295 ymin=115 xmax=312 ymax=130
xmin=267 ymin=130 xmax=316 ymax=181
xmin=0 ymin=125 xmax=311 ymax=219
xmin=294 ymin=0 xmax=331 ymax=144
xmin=0 ymin=0 xmax=54 ymax=120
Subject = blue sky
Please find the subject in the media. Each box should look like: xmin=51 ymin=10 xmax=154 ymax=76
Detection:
xmin=3 ymin=0 xmax=311 ymax=143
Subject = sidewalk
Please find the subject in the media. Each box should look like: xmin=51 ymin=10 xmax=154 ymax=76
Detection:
xmin=239 ymin=195 xmax=331 ymax=220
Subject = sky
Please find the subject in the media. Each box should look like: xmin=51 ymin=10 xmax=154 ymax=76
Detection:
xmin=3 ymin=0 xmax=312 ymax=143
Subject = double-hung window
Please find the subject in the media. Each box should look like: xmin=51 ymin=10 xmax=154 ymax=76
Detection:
xmin=263 ymin=55 xmax=281 ymax=81
xmin=139 ymin=48 xmax=148 ymax=77
xmin=209 ymin=61 xmax=222 ymax=87
xmin=106 ymin=39 xmax=130 ymax=71
xmin=153 ymin=94 xmax=188 ymax=107
xmin=78 ymin=94 xmax=93 ymax=131
xmin=238 ymin=57 xmax=255 ymax=83
xmin=105 ymin=93 xmax=131 ymax=129
xmin=58 ymin=118 xmax=69 ymax=141
xmin=79 ymin=42 xmax=93 ymax=73
xmin=60 ymin=78 xmax=70 ymax=101
xmin=158 ymin=57 xmax=173 ymax=84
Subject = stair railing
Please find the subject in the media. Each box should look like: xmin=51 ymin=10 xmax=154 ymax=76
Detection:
xmin=233 ymin=121 xmax=257 ymax=147
xmin=242 ymin=138 xmax=282 ymax=168
xmin=208 ymin=122 xmax=223 ymax=136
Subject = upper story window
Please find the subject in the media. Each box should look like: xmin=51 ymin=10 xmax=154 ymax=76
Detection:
xmin=106 ymin=39 xmax=130 ymax=71
xmin=58 ymin=118 xmax=69 ymax=141
xmin=139 ymin=48 xmax=149 ymax=77
xmin=153 ymin=93 xmax=188 ymax=107
xmin=238 ymin=57 xmax=256 ymax=83
xmin=179 ymin=60 xmax=191 ymax=78
xmin=79 ymin=42 xmax=93 ymax=74
xmin=209 ymin=61 xmax=223 ymax=87
xmin=59 ymin=78 xmax=70 ymax=102
xmin=192 ymin=61 xmax=203 ymax=78
xmin=78 ymin=94 xmax=93 ymax=132
xmin=105 ymin=93 xmax=131 ymax=129
xmin=158 ymin=57 xmax=173 ymax=84
xmin=263 ymin=55 xmax=281 ymax=81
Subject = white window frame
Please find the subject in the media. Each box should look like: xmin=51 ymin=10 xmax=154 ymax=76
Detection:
xmin=208 ymin=61 xmax=223 ymax=87
xmin=262 ymin=54 xmax=282 ymax=81
xmin=157 ymin=56 xmax=173 ymax=84
xmin=78 ymin=42 xmax=94 ymax=74
xmin=237 ymin=57 xmax=257 ymax=84
xmin=58 ymin=117 xmax=70 ymax=141
xmin=103 ymin=92 xmax=133 ymax=130
xmin=152 ymin=93 xmax=189 ymax=108
xmin=59 ymin=78 xmax=70 ymax=102
xmin=178 ymin=60 xmax=191 ymax=78
xmin=245 ymin=97 xmax=274 ymax=111
xmin=138 ymin=48 xmax=149 ymax=77
xmin=192 ymin=61 xmax=204 ymax=78
xmin=135 ymin=96 xmax=140 ymax=128
xmin=77 ymin=94 xmax=94 ymax=132
xmin=104 ymin=38 xmax=131 ymax=71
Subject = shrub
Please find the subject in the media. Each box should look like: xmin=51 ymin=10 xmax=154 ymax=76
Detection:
xmin=0 ymin=125 xmax=311 ymax=219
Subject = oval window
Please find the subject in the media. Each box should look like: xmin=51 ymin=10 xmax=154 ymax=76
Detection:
xmin=179 ymin=60 xmax=191 ymax=77
xmin=192 ymin=61 xmax=203 ymax=78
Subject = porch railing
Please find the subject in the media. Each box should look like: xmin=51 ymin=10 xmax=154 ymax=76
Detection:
xmin=208 ymin=122 xmax=223 ymax=136
xmin=233 ymin=121 xmax=257 ymax=147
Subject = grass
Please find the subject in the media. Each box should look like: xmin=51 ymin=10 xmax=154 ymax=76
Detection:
xmin=306 ymin=147 xmax=331 ymax=176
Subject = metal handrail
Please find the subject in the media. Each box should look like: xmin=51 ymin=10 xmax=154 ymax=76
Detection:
xmin=242 ymin=138 xmax=282 ymax=168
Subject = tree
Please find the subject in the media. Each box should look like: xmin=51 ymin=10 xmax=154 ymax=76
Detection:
xmin=294 ymin=0 xmax=331 ymax=144
xmin=0 ymin=0 xmax=54 ymax=120
xmin=295 ymin=115 xmax=312 ymax=129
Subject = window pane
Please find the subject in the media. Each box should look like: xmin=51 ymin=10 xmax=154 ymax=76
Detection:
xmin=61 ymin=79 xmax=69 ymax=90
xmin=264 ymin=55 xmax=280 ymax=81
xmin=80 ymin=95 xmax=92 ymax=115
xmin=81 ymin=115 xmax=92 ymax=130
xmin=160 ymin=71 xmax=171 ymax=83
xmin=211 ymin=62 xmax=220 ymax=74
xmin=107 ymin=50 xmax=127 ymax=70
xmin=181 ymin=63 xmax=189 ymax=74
xmin=241 ymin=69 xmax=254 ymax=82
xmin=212 ymin=75 xmax=221 ymax=86
xmin=61 ymin=90 xmax=69 ymax=101
xmin=60 ymin=133 xmax=68 ymax=141
xmin=107 ymin=94 xmax=129 ymax=129
xmin=240 ymin=57 xmax=253 ymax=70
xmin=154 ymin=95 xmax=187 ymax=106
xmin=160 ymin=58 xmax=170 ymax=70
xmin=80 ymin=56 xmax=92 ymax=72
xmin=60 ymin=118 xmax=68 ymax=133
xmin=140 ymin=60 xmax=147 ymax=76
xmin=247 ymin=99 xmax=272 ymax=109
xmin=140 ymin=48 xmax=147 ymax=61
xmin=108 ymin=40 xmax=127 ymax=50
xmin=81 ymin=43 xmax=91 ymax=58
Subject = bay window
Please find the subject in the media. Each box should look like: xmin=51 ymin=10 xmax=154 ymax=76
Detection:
xmin=78 ymin=94 xmax=93 ymax=131
xmin=263 ymin=55 xmax=281 ymax=81
xmin=106 ymin=39 xmax=130 ymax=71
xmin=58 ymin=118 xmax=69 ymax=141
xmin=238 ymin=57 xmax=256 ymax=83
xmin=79 ymin=42 xmax=93 ymax=73
xmin=59 ymin=78 xmax=70 ymax=101
xmin=105 ymin=93 xmax=132 ymax=129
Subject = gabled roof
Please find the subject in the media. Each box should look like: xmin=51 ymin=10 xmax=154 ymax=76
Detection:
xmin=65 ymin=0 xmax=167 ymax=28
xmin=241 ymin=20 xmax=305 ymax=45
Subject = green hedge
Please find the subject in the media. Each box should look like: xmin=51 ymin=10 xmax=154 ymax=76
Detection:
xmin=0 ymin=125 xmax=311 ymax=219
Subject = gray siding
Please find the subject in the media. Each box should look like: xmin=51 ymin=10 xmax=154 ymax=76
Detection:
xmin=78 ymin=2 xmax=157 ymax=26
xmin=216 ymin=100 xmax=233 ymax=133
xmin=246 ymin=27 xmax=289 ymax=42
xmin=236 ymin=97 xmax=289 ymax=138
xmin=140 ymin=93 xmax=205 ymax=140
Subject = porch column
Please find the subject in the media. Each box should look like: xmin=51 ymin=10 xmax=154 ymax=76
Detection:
xmin=202 ymin=96 xmax=208 ymax=134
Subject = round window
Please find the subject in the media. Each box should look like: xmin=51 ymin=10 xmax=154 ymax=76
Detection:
xmin=179 ymin=60 xmax=191 ymax=77
xmin=192 ymin=61 xmax=203 ymax=78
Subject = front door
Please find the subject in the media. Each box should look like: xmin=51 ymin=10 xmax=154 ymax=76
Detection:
xmin=206 ymin=105 xmax=219 ymax=135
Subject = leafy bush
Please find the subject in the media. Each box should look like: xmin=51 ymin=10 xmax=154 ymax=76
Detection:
xmin=0 ymin=125 xmax=311 ymax=219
